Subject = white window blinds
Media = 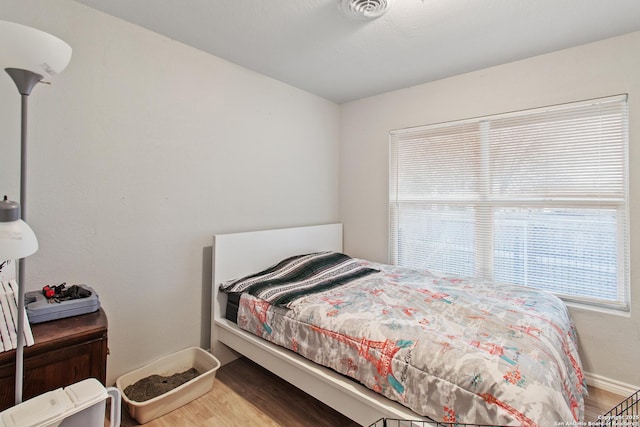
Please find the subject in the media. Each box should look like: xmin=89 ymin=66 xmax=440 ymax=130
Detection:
xmin=389 ymin=95 xmax=629 ymax=310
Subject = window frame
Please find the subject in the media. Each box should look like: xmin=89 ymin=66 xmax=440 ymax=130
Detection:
xmin=389 ymin=94 xmax=630 ymax=311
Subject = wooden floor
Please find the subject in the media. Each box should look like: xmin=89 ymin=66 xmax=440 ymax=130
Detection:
xmin=118 ymin=357 xmax=625 ymax=427
xmin=119 ymin=357 xmax=358 ymax=427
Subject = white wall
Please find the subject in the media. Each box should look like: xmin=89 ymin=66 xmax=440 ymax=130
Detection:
xmin=340 ymin=32 xmax=640 ymax=388
xmin=0 ymin=0 xmax=339 ymax=384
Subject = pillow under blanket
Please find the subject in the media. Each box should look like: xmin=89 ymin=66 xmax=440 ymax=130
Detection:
xmin=220 ymin=251 xmax=379 ymax=308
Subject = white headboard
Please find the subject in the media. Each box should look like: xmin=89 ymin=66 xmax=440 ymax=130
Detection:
xmin=213 ymin=223 xmax=343 ymax=286
xmin=211 ymin=223 xmax=343 ymax=363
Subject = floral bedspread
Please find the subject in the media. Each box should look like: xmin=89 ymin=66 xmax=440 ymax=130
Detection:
xmin=235 ymin=259 xmax=586 ymax=426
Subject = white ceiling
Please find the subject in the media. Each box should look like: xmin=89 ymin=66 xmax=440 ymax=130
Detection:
xmin=72 ymin=0 xmax=640 ymax=104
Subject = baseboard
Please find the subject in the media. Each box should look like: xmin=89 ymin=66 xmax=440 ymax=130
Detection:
xmin=585 ymin=371 xmax=639 ymax=396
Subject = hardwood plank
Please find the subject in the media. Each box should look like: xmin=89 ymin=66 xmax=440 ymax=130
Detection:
xmin=118 ymin=357 xmax=627 ymax=426
xmin=584 ymin=386 xmax=628 ymax=422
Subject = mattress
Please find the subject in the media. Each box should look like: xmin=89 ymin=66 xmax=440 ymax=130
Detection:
xmin=225 ymin=292 xmax=241 ymax=323
xmin=223 ymin=255 xmax=586 ymax=426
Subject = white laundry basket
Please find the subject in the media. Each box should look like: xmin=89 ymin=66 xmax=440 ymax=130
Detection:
xmin=0 ymin=378 xmax=121 ymax=427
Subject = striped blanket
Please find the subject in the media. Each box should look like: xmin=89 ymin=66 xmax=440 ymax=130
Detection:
xmin=220 ymin=252 xmax=379 ymax=308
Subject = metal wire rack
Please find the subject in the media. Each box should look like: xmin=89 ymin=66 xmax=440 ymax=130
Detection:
xmin=596 ymin=389 xmax=639 ymax=427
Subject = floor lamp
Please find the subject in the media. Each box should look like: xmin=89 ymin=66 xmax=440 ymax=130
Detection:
xmin=0 ymin=198 xmax=38 ymax=404
xmin=0 ymin=20 xmax=72 ymax=405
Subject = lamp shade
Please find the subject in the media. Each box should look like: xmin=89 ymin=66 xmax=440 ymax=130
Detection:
xmin=0 ymin=20 xmax=72 ymax=77
xmin=0 ymin=198 xmax=38 ymax=260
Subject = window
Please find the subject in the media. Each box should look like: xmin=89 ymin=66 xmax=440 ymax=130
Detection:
xmin=389 ymin=95 xmax=629 ymax=310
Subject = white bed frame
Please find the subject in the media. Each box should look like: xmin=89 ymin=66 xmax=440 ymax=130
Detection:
xmin=211 ymin=223 xmax=427 ymax=426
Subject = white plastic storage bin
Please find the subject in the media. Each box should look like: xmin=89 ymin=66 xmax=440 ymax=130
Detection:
xmin=0 ymin=378 xmax=121 ymax=427
xmin=115 ymin=347 xmax=220 ymax=424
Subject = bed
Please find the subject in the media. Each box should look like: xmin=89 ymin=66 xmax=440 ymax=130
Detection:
xmin=210 ymin=223 xmax=586 ymax=426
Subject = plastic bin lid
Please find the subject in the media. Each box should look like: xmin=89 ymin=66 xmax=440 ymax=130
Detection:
xmin=0 ymin=388 xmax=71 ymax=427
xmin=64 ymin=378 xmax=107 ymax=407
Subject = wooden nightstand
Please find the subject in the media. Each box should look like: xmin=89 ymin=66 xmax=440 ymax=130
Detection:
xmin=0 ymin=308 xmax=108 ymax=410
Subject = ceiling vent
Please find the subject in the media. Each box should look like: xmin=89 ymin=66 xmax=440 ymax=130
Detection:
xmin=338 ymin=0 xmax=390 ymax=20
